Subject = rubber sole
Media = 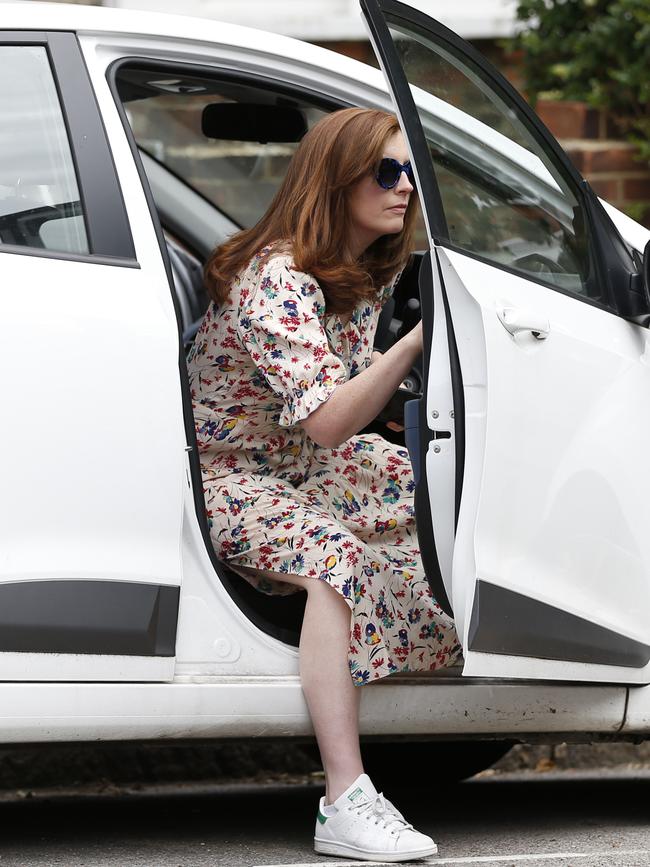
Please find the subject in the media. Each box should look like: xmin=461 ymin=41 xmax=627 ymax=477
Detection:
xmin=314 ymin=836 xmax=438 ymax=861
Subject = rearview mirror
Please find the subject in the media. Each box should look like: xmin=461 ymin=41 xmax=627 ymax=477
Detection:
xmin=202 ymin=103 xmax=307 ymax=143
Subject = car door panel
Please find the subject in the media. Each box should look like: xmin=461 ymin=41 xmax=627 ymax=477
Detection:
xmin=0 ymin=249 xmax=185 ymax=682
xmin=439 ymin=248 xmax=650 ymax=682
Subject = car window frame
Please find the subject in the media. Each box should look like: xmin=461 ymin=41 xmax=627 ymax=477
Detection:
xmin=109 ymin=58 xmax=354 ymax=232
xmin=0 ymin=31 xmax=136 ymax=267
xmin=361 ymin=0 xmax=642 ymax=318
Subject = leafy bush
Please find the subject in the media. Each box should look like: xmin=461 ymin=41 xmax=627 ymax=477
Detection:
xmin=513 ymin=0 xmax=650 ymax=163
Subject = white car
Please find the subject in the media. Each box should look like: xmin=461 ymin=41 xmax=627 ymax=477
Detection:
xmin=1 ymin=0 xmax=649 ymax=778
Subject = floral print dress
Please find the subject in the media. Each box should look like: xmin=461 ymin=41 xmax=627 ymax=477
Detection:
xmin=187 ymin=247 xmax=461 ymax=685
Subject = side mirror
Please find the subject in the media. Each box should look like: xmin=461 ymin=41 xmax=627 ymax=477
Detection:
xmin=202 ymin=103 xmax=307 ymax=143
xmin=644 ymin=240 xmax=650 ymax=307
xmin=627 ymin=238 xmax=650 ymax=317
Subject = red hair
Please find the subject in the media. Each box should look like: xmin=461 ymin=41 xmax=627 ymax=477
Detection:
xmin=204 ymin=107 xmax=417 ymax=315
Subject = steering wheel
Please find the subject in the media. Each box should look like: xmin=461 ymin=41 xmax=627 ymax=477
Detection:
xmin=512 ymin=251 xmax=569 ymax=277
xmin=374 ymin=293 xmax=423 ymax=429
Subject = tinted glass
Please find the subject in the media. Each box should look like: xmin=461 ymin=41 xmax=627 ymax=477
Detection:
xmin=389 ymin=26 xmax=595 ymax=300
xmin=0 ymin=46 xmax=88 ymax=255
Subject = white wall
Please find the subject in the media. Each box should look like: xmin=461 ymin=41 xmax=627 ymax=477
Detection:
xmin=103 ymin=0 xmax=519 ymax=40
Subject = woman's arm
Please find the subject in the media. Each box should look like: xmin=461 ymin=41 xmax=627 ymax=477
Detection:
xmin=301 ymin=322 xmax=422 ymax=449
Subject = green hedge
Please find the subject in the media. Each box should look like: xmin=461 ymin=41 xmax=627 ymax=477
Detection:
xmin=512 ymin=0 xmax=650 ymax=164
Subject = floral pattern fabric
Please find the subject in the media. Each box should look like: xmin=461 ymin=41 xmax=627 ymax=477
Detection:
xmin=187 ymin=248 xmax=461 ymax=685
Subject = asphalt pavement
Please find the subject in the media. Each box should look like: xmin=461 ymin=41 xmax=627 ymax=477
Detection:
xmin=0 ymin=768 xmax=648 ymax=866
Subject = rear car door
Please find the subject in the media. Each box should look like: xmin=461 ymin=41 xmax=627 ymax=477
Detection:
xmin=362 ymin=0 xmax=650 ymax=684
xmin=0 ymin=32 xmax=186 ymax=680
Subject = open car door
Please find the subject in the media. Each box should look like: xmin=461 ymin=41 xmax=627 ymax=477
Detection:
xmin=362 ymin=0 xmax=650 ymax=684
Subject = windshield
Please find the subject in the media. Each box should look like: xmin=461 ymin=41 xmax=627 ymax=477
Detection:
xmin=117 ymin=67 xmax=328 ymax=229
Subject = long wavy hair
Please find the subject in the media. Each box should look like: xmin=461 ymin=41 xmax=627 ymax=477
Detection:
xmin=204 ymin=107 xmax=417 ymax=315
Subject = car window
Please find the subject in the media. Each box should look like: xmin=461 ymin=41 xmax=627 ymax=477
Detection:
xmin=116 ymin=68 xmax=328 ymax=229
xmin=388 ymin=27 xmax=598 ymax=301
xmin=0 ymin=46 xmax=88 ymax=255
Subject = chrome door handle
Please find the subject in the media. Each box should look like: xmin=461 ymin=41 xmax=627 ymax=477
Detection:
xmin=497 ymin=307 xmax=550 ymax=339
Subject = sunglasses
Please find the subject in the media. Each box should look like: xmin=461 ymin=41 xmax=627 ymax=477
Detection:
xmin=375 ymin=157 xmax=415 ymax=190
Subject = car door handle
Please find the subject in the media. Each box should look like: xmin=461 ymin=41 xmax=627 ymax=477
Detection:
xmin=497 ymin=307 xmax=550 ymax=339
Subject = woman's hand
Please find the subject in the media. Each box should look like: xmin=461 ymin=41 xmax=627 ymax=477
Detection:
xmin=301 ymin=324 xmax=424 ymax=449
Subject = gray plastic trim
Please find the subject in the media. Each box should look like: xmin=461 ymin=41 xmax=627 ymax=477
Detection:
xmin=403 ymin=398 xmax=421 ymax=485
xmin=0 ymin=580 xmax=179 ymax=657
xmin=48 ymin=33 xmax=136 ymax=261
xmin=468 ymin=579 xmax=650 ymax=668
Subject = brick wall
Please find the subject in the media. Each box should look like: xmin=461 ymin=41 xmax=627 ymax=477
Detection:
xmin=537 ymin=100 xmax=650 ymax=227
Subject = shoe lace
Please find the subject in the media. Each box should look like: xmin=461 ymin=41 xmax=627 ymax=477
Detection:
xmin=351 ymin=793 xmax=414 ymax=836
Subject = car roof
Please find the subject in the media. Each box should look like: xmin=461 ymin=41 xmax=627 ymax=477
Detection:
xmin=1 ymin=2 xmax=381 ymax=85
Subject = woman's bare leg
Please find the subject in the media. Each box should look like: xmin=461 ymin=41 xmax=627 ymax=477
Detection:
xmin=299 ymin=578 xmax=364 ymax=803
xmin=238 ymin=567 xmax=364 ymax=803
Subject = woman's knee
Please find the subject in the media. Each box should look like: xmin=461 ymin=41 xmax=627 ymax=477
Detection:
xmin=238 ymin=565 xmax=347 ymax=606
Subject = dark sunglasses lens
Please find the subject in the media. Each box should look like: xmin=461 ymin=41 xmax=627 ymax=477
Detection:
xmin=377 ymin=159 xmax=401 ymax=189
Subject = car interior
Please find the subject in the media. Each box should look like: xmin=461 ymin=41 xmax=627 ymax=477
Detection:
xmin=113 ymin=64 xmax=428 ymax=647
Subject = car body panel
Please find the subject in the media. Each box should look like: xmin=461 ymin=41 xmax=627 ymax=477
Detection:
xmin=0 ymin=678 xmax=626 ymax=743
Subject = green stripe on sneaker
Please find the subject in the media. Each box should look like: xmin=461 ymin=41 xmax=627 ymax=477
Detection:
xmin=317 ymin=809 xmax=328 ymax=825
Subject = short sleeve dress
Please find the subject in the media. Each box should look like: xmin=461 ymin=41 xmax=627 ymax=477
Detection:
xmin=187 ymin=246 xmax=461 ymax=685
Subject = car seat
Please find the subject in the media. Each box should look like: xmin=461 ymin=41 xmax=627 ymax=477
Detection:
xmin=165 ymin=234 xmax=207 ymax=349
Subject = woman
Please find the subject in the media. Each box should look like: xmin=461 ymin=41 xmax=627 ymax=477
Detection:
xmin=187 ymin=107 xmax=461 ymax=861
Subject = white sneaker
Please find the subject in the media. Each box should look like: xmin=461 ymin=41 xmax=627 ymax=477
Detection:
xmin=313 ymin=772 xmax=438 ymax=862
